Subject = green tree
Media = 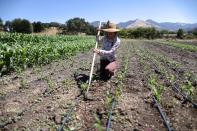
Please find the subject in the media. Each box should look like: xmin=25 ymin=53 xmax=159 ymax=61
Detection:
xmin=32 ymin=21 xmax=45 ymax=32
xmin=145 ymin=27 xmax=159 ymax=39
xmin=12 ymin=18 xmax=33 ymax=33
xmin=118 ymin=29 xmax=129 ymax=38
xmin=118 ymin=27 xmax=161 ymax=39
xmin=192 ymin=28 xmax=197 ymax=36
xmin=132 ymin=28 xmax=144 ymax=38
xmin=49 ymin=22 xmax=61 ymax=27
xmin=177 ymin=28 xmax=184 ymax=39
xmin=66 ymin=17 xmax=87 ymax=33
xmin=42 ymin=23 xmax=50 ymax=28
xmin=65 ymin=17 xmax=95 ymax=35
xmin=0 ymin=18 xmax=3 ymax=31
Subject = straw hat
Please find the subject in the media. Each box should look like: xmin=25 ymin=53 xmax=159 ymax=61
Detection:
xmin=102 ymin=22 xmax=120 ymax=32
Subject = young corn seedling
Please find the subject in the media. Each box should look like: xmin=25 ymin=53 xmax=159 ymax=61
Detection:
xmin=105 ymin=92 xmax=113 ymax=112
xmin=93 ymin=113 xmax=103 ymax=131
xmin=34 ymin=66 xmax=45 ymax=80
xmin=80 ymin=82 xmax=88 ymax=94
xmin=148 ymin=75 xmax=164 ymax=102
xmin=15 ymin=66 xmax=22 ymax=78
xmin=62 ymin=79 xmax=73 ymax=90
xmin=167 ymin=74 xmax=175 ymax=84
xmin=44 ymin=77 xmax=54 ymax=95
xmin=181 ymin=81 xmax=194 ymax=99
xmin=19 ymin=79 xmax=28 ymax=89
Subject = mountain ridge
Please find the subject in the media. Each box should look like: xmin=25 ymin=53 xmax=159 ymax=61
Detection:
xmin=90 ymin=19 xmax=197 ymax=31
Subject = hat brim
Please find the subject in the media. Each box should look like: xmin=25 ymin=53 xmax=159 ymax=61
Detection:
xmin=102 ymin=28 xmax=120 ymax=32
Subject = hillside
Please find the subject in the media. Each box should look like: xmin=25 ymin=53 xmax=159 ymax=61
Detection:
xmin=91 ymin=19 xmax=197 ymax=31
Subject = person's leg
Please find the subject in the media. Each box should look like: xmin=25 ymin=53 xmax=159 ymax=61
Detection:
xmin=105 ymin=60 xmax=118 ymax=76
xmin=100 ymin=59 xmax=110 ymax=80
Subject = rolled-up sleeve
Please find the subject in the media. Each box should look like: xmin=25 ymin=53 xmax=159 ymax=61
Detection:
xmin=99 ymin=39 xmax=120 ymax=55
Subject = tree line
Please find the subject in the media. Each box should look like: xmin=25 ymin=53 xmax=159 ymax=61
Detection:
xmin=0 ymin=17 xmax=96 ymax=35
xmin=118 ymin=28 xmax=197 ymax=39
xmin=0 ymin=17 xmax=197 ymax=39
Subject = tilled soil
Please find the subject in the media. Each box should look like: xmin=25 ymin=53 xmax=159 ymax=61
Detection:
xmin=111 ymin=51 xmax=166 ymax=130
xmin=145 ymin=40 xmax=197 ymax=74
xmin=0 ymin=39 xmax=196 ymax=131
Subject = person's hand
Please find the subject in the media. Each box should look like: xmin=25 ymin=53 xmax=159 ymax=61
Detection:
xmin=93 ymin=48 xmax=100 ymax=54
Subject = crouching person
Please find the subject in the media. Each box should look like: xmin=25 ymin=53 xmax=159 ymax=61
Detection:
xmin=93 ymin=21 xmax=120 ymax=81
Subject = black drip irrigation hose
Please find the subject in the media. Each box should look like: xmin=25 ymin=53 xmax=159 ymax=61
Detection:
xmin=57 ymin=105 xmax=75 ymax=131
xmin=152 ymin=96 xmax=173 ymax=131
xmin=106 ymin=98 xmax=116 ymax=131
xmin=173 ymin=83 xmax=197 ymax=109
xmin=146 ymin=62 xmax=173 ymax=130
xmin=152 ymin=56 xmax=197 ymax=109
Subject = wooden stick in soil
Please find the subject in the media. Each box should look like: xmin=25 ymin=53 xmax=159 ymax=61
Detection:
xmin=85 ymin=22 xmax=101 ymax=99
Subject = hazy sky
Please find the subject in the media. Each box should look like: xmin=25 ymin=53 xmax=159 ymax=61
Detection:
xmin=0 ymin=0 xmax=197 ymax=23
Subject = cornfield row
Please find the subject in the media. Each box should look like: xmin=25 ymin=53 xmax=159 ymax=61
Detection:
xmin=0 ymin=32 xmax=95 ymax=76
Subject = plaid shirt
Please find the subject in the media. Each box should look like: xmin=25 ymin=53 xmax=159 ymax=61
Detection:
xmin=99 ymin=36 xmax=120 ymax=62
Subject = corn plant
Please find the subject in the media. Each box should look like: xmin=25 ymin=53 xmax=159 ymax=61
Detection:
xmin=44 ymin=77 xmax=54 ymax=94
xmin=148 ymin=75 xmax=165 ymax=102
xmin=0 ymin=32 xmax=95 ymax=76
xmin=80 ymin=82 xmax=88 ymax=93
xmin=19 ymin=79 xmax=28 ymax=89
xmin=93 ymin=113 xmax=103 ymax=131
xmin=181 ymin=81 xmax=194 ymax=99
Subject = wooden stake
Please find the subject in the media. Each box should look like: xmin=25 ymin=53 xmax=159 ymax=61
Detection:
xmin=86 ymin=22 xmax=101 ymax=96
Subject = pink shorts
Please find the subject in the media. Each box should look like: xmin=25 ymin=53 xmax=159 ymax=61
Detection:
xmin=100 ymin=59 xmax=118 ymax=73
xmin=105 ymin=60 xmax=118 ymax=72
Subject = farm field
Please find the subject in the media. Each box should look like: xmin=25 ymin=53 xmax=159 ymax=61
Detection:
xmin=0 ymin=33 xmax=197 ymax=131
